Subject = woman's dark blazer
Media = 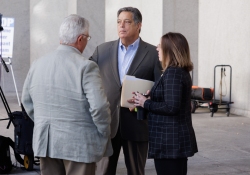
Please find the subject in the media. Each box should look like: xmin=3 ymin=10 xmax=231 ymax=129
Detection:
xmin=144 ymin=67 xmax=198 ymax=159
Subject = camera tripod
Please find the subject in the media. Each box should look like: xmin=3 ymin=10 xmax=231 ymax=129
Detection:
xmin=0 ymin=52 xmax=13 ymax=128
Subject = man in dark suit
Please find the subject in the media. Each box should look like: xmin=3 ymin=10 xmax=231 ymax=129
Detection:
xmin=90 ymin=7 xmax=161 ymax=175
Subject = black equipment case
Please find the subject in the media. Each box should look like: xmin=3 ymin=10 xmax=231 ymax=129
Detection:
xmin=191 ymin=86 xmax=214 ymax=101
xmin=0 ymin=87 xmax=36 ymax=170
xmin=12 ymin=110 xmax=34 ymax=157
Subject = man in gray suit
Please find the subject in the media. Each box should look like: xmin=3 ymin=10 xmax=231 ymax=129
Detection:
xmin=90 ymin=7 xmax=161 ymax=175
xmin=22 ymin=14 xmax=112 ymax=175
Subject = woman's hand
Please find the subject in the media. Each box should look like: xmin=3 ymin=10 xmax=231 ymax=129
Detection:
xmin=133 ymin=92 xmax=149 ymax=108
xmin=127 ymin=90 xmax=151 ymax=110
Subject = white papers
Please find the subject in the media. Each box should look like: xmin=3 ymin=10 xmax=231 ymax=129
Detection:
xmin=121 ymin=75 xmax=154 ymax=108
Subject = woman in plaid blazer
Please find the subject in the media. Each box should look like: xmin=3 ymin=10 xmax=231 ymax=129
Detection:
xmin=134 ymin=32 xmax=198 ymax=175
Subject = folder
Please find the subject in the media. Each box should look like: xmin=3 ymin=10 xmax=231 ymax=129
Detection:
xmin=121 ymin=75 xmax=154 ymax=108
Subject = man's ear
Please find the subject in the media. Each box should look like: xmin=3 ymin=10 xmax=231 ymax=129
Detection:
xmin=77 ymin=35 xmax=83 ymax=43
xmin=73 ymin=35 xmax=83 ymax=51
xmin=137 ymin=23 xmax=142 ymax=32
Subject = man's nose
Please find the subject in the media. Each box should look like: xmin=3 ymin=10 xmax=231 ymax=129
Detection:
xmin=119 ymin=21 xmax=125 ymax=27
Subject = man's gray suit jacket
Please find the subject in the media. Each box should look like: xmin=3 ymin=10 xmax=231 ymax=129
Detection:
xmin=22 ymin=45 xmax=112 ymax=163
xmin=90 ymin=39 xmax=162 ymax=141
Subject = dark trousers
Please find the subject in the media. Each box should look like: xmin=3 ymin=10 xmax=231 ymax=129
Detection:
xmin=154 ymin=158 xmax=188 ymax=175
xmin=99 ymin=129 xmax=148 ymax=175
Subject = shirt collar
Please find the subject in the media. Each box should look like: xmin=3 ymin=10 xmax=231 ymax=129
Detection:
xmin=119 ymin=37 xmax=140 ymax=50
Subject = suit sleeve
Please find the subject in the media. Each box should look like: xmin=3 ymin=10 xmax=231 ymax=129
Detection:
xmin=89 ymin=46 xmax=98 ymax=63
xmin=21 ymin=69 xmax=34 ymax=121
xmin=144 ymin=69 xmax=183 ymax=115
xmin=82 ymin=61 xmax=111 ymax=137
xmin=154 ymin=59 xmax=162 ymax=81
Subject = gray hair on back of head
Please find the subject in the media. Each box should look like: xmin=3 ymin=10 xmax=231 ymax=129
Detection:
xmin=59 ymin=14 xmax=89 ymax=44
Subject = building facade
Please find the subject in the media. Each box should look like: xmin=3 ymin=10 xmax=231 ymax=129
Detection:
xmin=0 ymin=0 xmax=249 ymax=117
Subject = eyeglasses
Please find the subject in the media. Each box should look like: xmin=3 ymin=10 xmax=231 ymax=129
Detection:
xmin=81 ymin=34 xmax=91 ymax=41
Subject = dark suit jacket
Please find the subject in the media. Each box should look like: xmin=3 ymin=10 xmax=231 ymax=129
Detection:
xmin=144 ymin=67 xmax=198 ymax=158
xmin=90 ymin=38 xmax=161 ymax=141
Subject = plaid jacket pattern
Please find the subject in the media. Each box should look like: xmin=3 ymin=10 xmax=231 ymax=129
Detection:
xmin=144 ymin=67 xmax=198 ymax=159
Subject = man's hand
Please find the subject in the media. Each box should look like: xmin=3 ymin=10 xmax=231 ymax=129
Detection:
xmin=127 ymin=98 xmax=136 ymax=111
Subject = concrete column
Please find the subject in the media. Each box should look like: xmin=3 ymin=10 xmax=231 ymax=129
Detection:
xmin=30 ymin=0 xmax=104 ymax=61
xmin=77 ymin=0 xmax=105 ymax=58
xmin=105 ymin=0 xmax=162 ymax=46
xmin=0 ymin=0 xmax=30 ymax=94
xmin=30 ymin=0 xmax=74 ymax=63
xmin=163 ymin=0 xmax=199 ymax=85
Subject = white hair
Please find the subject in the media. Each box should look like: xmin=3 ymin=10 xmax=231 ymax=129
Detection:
xmin=59 ymin=14 xmax=89 ymax=44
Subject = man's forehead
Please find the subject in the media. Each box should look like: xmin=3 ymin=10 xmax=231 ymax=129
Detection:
xmin=118 ymin=11 xmax=133 ymax=19
xmin=117 ymin=18 xmax=132 ymax=21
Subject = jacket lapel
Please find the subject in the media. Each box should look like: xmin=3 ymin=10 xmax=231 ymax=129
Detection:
xmin=126 ymin=39 xmax=148 ymax=76
xmin=151 ymin=73 xmax=163 ymax=94
xmin=109 ymin=40 xmax=121 ymax=86
xmin=151 ymin=69 xmax=165 ymax=95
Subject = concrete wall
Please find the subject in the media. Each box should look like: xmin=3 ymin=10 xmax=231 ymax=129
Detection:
xmin=163 ymin=0 xmax=199 ymax=85
xmin=77 ymin=0 xmax=105 ymax=58
xmin=0 ymin=0 xmax=30 ymax=100
xmin=1 ymin=0 xmax=250 ymax=117
xmin=105 ymin=0 xmax=162 ymax=46
xmin=30 ymin=0 xmax=69 ymax=63
xmin=30 ymin=0 xmax=105 ymax=61
xmin=199 ymin=0 xmax=250 ymax=116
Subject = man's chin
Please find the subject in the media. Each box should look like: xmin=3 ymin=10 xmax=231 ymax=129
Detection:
xmin=119 ymin=35 xmax=127 ymax=39
xmin=119 ymin=32 xmax=127 ymax=36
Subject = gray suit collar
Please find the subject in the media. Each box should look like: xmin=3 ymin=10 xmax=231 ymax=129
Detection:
xmin=109 ymin=40 xmax=121 ymax=86
xmin=126 ymin=39 xmax=148 ymax=75
xmin=110 ymin=39 xmax=149 ymax=86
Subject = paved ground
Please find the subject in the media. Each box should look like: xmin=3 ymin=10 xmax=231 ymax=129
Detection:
xmin=1 ymin=94 xmax=250 ymax=175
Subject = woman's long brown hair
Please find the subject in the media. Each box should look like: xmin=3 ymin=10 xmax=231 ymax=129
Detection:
xmin=161 ymin=32 xmax=193 ymax=72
